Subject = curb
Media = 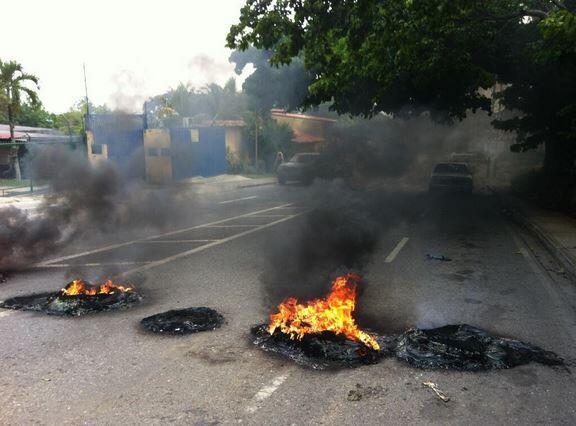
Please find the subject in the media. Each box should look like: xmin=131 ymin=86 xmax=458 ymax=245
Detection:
xmin=497 ymin=192 xmax=576 ymax=279
xmin=237 ymin=180 xmax=277 ymax=189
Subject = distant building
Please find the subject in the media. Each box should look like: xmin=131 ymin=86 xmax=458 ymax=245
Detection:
xmin=271 ymin=109 xmax=336 ymax=152
xmin=0 ymin=124 xmax=70 ymax=179
xmin=86 ymin=113 xmax=247 ymax=184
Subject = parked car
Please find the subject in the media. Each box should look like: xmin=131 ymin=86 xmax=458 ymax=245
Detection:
xmin=277 ymin=152 xmax=320 ymax=184
xmin=429 ymin=162 xmax=473 ymax=193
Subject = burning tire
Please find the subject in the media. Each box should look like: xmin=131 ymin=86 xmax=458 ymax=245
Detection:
xmin=252 ymin=324 xmax=394 ymax=369
xmin=0 ymin=279 xmax=142 ymax=316
xmin=252 ymin=274 xmax=563 ymax=371
xmin=141 ymin=307 xmax=224 ymax=334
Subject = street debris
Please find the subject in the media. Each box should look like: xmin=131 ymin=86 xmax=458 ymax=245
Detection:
xmin=0 ymin=279 xmax=141 ymax=316
xmin=422 ymin=381 xmax=450 ymax=402
xmin=426 ymin=253 xmax=452 ymax=261
xmin=347 ymin=384 xmax=387 ymax=401
xmin=141 ymin=307 xmax=224 ymax=335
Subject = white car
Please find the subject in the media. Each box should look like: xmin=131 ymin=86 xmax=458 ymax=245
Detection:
xmin=429 ymin=163 xmax=473 ymax=193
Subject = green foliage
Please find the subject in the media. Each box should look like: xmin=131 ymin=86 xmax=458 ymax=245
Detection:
xmin=0 ymin=59 xmax=40 ymax=138
xmin=15 ymin=102 xmax=57 ymax=128
xmin=228 ymin=1 xmax=576 ymax=172
xmin=147 ymin=79 xmax=246 ymax=127
xmin=55 ymin=99 xmax=110 ymax=136
xmin=243 ymin=113 xmax=294 ymax=171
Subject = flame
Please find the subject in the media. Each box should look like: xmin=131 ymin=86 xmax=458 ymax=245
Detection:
xmin=268 ymin=273 xmax=380 ymax=350
xmin=61 ymin=279 xmax=134 ymax=296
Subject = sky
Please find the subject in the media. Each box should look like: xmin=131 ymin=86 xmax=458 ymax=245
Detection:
xmin=0 ymin=0 xmax=250 ymax=113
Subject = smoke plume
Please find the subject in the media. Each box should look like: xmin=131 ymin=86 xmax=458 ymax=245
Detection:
xmin=0 ymin=146 xmax=178 ymax=271
xmin=260 ymin=111 xmax=502 ymax=308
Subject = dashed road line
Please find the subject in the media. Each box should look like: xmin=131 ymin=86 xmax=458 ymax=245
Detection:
xmin=37 ymin=203 xmax=294 ymax=266
xmin=139 ymin=240 xmax=219 ymax=244
xmin=118 ymin=213 xmax=302 ymax=277
xmin=41 ymin=261 xmax=153 ymax=268
xmin=219 ymin=196 xmax=258 ymax=204
xmin=204 ymin=225 xmax=260 ymax=228
xmin=245 ymin=374 xmax=289 ymax=414
xmin=385 ymin=237 xmax=410 ymax=263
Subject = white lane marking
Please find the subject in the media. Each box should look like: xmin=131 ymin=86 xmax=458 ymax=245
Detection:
xmin=38 ymin=203 xmax=294 ymax=266
xmin=245 ymin=374 xmax=289 ymax=414
xmin=118 ymin=214 xmax=302 ymax=278
xmin=204 ymin=225 xmax=260 ymax=228
xmin=385 ymin=237 xmax=410 ymax=263
xmin=139 ymin=240 xmax=219 ymax=244
xmin=219 ymin=196 xmax=258 ymax=204
xmin=247 ymin=214 xmax=291 ymax=218
xmin=40 ymin=261 xmax=153 ymax=268
xmin=0 ymin=310 xmax=15 ymax=318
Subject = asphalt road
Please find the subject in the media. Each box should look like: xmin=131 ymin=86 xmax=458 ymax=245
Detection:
xmin=1 ymin=182 xmax=576 ymax=425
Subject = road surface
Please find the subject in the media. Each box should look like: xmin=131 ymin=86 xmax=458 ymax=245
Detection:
xmin=1 ymin=182 xmax=576 ymax=425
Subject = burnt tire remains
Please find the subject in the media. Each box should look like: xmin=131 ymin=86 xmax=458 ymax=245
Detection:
xmin=394 ymin=324 xmax=563 ymax=371
xmin=141 ymin=307 xmax=224 ymax=335
xmin=0 ymin=290 xmax=142 ymax=316
xmin=252 ymin=323 xmax=563 ymax=371
xmin=252 ymin=324 xmax=394 ymax=369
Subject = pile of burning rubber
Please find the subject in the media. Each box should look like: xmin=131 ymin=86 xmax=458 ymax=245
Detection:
xmin=253 ymin=273 xmax=563 ymax=370
xmin=0 ymin=279 xmax=141 ymax=316
xmin=141 ymin=307 xmax=224 ymax=334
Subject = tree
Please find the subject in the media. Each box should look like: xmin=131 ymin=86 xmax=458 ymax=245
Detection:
xmin=56 ymin=99 xmax=110 ymax=136
xmin=0 ymin=60 xmax=39 ymax=142
xmin=227 ymin=1 xmax=576 ymax=174
xmin=0 ymin=60 xmax=40 ymax=179
xmin=146 ymin=79 xmax=247 ymax=127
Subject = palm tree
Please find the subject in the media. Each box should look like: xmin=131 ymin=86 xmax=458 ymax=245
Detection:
xmin=0 ymin=60 xmax=39 ymax=179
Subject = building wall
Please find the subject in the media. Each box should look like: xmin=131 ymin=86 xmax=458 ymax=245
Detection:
xmin=273 ymin=115 xmax=327 ymax=141
xmin=144 ymin=129 xmax=173 ymax=184
xmin=86 ymin=130 xmax=109 ymax=164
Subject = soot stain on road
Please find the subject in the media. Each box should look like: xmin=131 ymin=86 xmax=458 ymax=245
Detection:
xmin=252 ymin=324 xmax=563 ymax=371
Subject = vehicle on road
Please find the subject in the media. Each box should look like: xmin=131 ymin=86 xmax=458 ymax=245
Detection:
xmin=429 ymin=162 xmax=473 ymax=193
xmin=277 ymin=152 xmax=320 ymax=185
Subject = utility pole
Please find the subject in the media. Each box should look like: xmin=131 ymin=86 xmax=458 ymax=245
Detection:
xmin=254 ymin=113 xmax=259 ymax=174
xmin=83 ymin=63 xmax=90 ymax=116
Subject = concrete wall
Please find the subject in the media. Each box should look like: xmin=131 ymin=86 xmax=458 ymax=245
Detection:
xmin=86 ymin=130 xmax=109 ymax=164
xmin=144 ymin=129 xmax=173 ymax=184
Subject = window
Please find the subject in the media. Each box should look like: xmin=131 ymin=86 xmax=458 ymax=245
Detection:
xmin=161 ymin=148 xmax=171 ymax=157
xmin=147 ymin=147 xmax=159 ymax=157
xmin=91 ymin=144 xmax=103 ymax=155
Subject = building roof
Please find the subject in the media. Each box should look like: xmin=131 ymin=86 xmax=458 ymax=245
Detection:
xmin=198 ymin=119 xmax=246 ymax=128
xmin=292 ymin=131 xmax=325 ymax=144
xmin=271 ymin=109 xmax=337 ymax=123
xmin=0 ymin=131 xmax=28 ymax=141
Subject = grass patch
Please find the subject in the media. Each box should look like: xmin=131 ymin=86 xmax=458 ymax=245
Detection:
xmin=241 ymin=173 xmax=275 ymax=179
xmin=0 ymin=179 xmax=32 ymax=188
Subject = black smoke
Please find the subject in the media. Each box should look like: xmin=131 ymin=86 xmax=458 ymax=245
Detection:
xmin=0 ymin=146 xmax=179 ymax=271
xmin=259 ymin=112 xmax=497 ymax=308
